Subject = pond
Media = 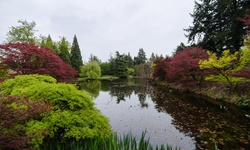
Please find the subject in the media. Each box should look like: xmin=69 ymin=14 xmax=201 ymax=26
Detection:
xmin=78 ymin=79 xmax=250 ymax=150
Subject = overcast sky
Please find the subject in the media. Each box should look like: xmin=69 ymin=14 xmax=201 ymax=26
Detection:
xmin=0 ymin=0 xmax=195 ymax=62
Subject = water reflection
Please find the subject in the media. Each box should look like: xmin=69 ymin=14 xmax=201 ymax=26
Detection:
xmin=151 ymin=85 xmax=250 ymax=149
xmin=102 ymin=79 xmax=151 ymax=107
xmin=79 ymin=79 xmax=250 ymax=149
xmin=78 ymin=80 xmax=101 ymax=97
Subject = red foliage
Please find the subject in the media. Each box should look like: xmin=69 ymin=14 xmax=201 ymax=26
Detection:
xmin=229 ymin=69 xmax=250 ymax=79
xmin=167 ymin=47 xmax=208 ymax=84
xmin=0 ymin=42 xmax=78 ymax=82
xmin=152 ymin=56 xmax=171 ymax=80
xmin=239 ymin=9 xmax=250 ymax=32
xmin=0 ymin=95 xmax=52 ymax=149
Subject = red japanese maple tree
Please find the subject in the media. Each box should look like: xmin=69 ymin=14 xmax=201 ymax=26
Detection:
xmin=0 ymin=42 xmax=78 ymax=82
xmin=152 ymin=56 xmax=171 ymax=81
xmin=167 ymin=46 xmax=208 ymax=85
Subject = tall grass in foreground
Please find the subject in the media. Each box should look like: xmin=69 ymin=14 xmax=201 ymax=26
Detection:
xmin=41 ymin=132 xmax=180 ymax=150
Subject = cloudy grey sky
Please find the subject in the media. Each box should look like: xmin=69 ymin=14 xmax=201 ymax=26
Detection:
xmin=0 ymin=0 xmax=195 ymax=62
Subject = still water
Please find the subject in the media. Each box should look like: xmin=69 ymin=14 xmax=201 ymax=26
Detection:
xmin=78 ymin=79 xmax=250 ymax=150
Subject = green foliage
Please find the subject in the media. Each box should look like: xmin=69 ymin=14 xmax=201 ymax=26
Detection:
xmin=149 ymin=52 xmax=156 ymax=62
xmin=1 ymin=75 xmax=56 ymax=95
xmin=236 ymin=97 xmax=250 ymax=107
xmin=89 ymin=54 xmax=101 ymax=64
xmin=78 ymin=80 xmax=101 ymax=97
xmin=41 ymin=131 xmax=180 ymax=150
xmin=173 ymin=42 xmax=186 ymax=56
xmin=70 ymin=35 xmax=83 ymax=72
xmin=109 ymin=52 xmax=135 ymax=78
xmin=45 ymin=35 xmax=54 ymax=49
xmin=40 ymin=35 xmax=58 ymax=53
xmin=80 ymin=61 xmax=101 ymax=78
xmin=12 ymin=83 xmax=94 ymax=110
xmin=43 ymin=109 xmax=110 ymax=139
xmin=185 ymin=0 xmax=249 ymax=53
xmin=127 ymin=67 xmax=135 ymax=76
xmin=199 ymin=49 xmax=250 ymax=88
xmin=1 ymin=74 xmax=57 ymax=95
xmin=114 ymin=52 xmax=128 ymax=78
xmin=100 ymin=62 xmax=110 ymax=76
xmin=0 ymin=67 xmax=6 ymax=78
xmin=0 ymin=94 xmax=52 ymax=149
xmin=58 ymin=37 xmax=71 ymax=65
xmin=134 ymin=48 xmax=147 ymax=65
xmin=237 ymin=43 xmax=250 ymax=71
xmin=1 ymin=74 xmax=111 ymax=147
xmin=25 ymin=120 xmax=50 ymax=148
xmin=200 ymin=50 xmax=238 ymax=71
xmin=6 ymin=19 xmax=38 ymax=44
xmin=125 ymin=52 xmax=134 ymax=68
xmin=205 ymin=75 xmax=249 ymax=85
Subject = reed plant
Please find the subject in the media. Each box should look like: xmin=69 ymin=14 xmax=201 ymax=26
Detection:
xmin=41 ymin=132 xmax=180 ymax=150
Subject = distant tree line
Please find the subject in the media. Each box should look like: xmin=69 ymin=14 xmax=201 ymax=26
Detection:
xmin=99 ymin=48 xmax=158 ymax=78
xmin=0 ymin=20 xmax=84 ymax=81
xmin=1 ymin=19 xmax=160 ymax=80
xmin=2 ymin=0 xmax=249 ymax=81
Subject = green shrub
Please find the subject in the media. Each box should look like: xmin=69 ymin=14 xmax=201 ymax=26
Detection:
xmin=0 ymin=95 xmax=52 ymax=149
xmin=1 ymin=74 xmax=111 ymax=148
xmin=80 ymin=61 xmax=101 ymax=78
xmin=236 ymin=97 xmax=250 ymax=107
xmin=1 ymin=74 xmax=57 ymax=95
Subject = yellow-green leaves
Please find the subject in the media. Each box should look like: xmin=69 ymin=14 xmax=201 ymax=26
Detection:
xmin=80 ymin=61 xmax=101 ymax=78
xmin=1 ymin=74 xmax=111 ymax=147
xmin=237 ymin=46 xmax=250 ymax=71
xmin=199 ymin=50 xmax=238 ymax=71
xmin=199 ymin=49 xmax=250 ymax=88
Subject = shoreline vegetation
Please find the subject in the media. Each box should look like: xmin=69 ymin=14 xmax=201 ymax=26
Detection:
xmin=78 ymin=76 xmax=119 ymax=81
xmin=78 ymin=76 xmax=250 ymax=109
xmin=151 ymin=79 xmax=250 ymax=109
xmin=0 ymin=6 xmax=249 ymax=149
xmin=41 ymin=132 xmax=181 ymax=150
xmin=0 ymin=75 xmax=182 ymax=150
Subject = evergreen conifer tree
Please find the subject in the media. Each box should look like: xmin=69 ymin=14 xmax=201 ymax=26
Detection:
xmin=58 ymin=37 xmax=71 ymax=65
xmin=45 ymin=35 xmax=53 ymax=49
xmin=115 ymin=52 xmax=128 ymax=78
xmin=134 ymin=48 xmax=147 ymax=65
xmin=70 ymin=35 xmax=83 ymax=71
xmin=185 ymin=0 xmax=250 ymax=53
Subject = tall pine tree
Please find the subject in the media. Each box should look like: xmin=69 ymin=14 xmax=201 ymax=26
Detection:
xmin=89 ymin=54 xmax=101 ymax=64
xmin=134 ymin=48 xmax=147 ymax=65
xmin=185 ymin=0 xmax=250 ymax=53
xmin=58 ymin=37 xmax=71 ymax=65
xmin=40 ymin=35 xmax=58 ymax=53
xmin=70 ymin=35 xmax=83 ymax=71
xmin=115 ymin=51 xmax=128 ymax=78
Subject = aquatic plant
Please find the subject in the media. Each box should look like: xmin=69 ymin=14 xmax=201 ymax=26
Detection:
xmin=41 ymin=132 xmax=180 ymax=150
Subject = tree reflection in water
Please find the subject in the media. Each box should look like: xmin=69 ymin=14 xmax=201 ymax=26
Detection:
xmin=78 ymin=80 xmax=101 ymax=97
xmin=151 ymin=85 xmax=250 ymax=150
xmin=80 ymin=79 xmax=250 ymax=149
xmin=107 ymin=79 xmax=151 ymax=107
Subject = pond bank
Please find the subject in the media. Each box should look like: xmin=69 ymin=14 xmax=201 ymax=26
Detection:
xmin=151 ymin=80 xmax=250 ymax=109
xmin=81 ymin=79 xmax=250 ymax=149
